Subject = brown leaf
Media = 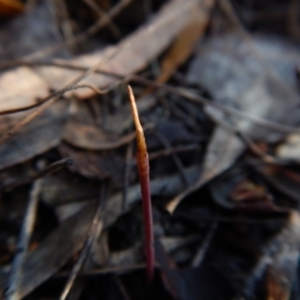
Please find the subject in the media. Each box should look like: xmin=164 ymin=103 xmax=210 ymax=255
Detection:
xmin=59 ymin=143 xmax=125 ymax=183
xmin=142 ymin=7 xmax=210 ymax=96
xmin=63 ymin=118 xmax=136 ymax=150
xmin=62 ymin=96 xmax=155 ymax=150
xmin=0 ymin=100 xmax=68 ymax=170
xmin=0 ymin=67 xmax=48 ymax=112
xmin=34 ymin=0 xmax=215 ymax=99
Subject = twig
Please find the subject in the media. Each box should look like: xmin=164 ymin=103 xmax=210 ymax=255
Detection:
xmin=153 ymin=130 xmax=189 ymax=187
xmin=5 ymin=177 xmax=43 ymax=300
xmin=237 ymin=131 xmax=281 ymax=165
xmin=191 ymin=221 xmax=218 ymax=267
xmin=0 ymin=84 xmax=108 ymax=116
xmin=59 ymin=187 xmax=106 ymax=300
xmin=0 ymin=0 xmax=131 ymax=64
xmin=83 ymin=0 xmax=121 ymax=38
xmin=148 ymin=144 xmax=199 ymax=161
xmin=52 ymin=0 xmax=77 ymax=53
xmin=114 ymin=276 xmax=131 ymax=300
xmin=0 ymin=48 xmax=119 ymax=145
xmin=0 ymin=59 xmax=298 ymax=135
xmin=127 ymin=85 xmax=155 ymax=283
xmin=167 ymin=86 xmax=299 ymax=134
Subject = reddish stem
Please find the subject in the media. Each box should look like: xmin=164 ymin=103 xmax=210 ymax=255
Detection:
xmin=127 ymin=85 xmax=155 ymax=282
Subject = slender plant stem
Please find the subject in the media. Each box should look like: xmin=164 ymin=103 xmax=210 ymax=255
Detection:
xmin=127 ymin=85 xmax=154 ymax=282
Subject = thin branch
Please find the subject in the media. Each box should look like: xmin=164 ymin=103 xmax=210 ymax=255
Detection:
xmin=0 ymin=48 xmax=119 ymax=145
xmin=153 ymin=130 xmax=189 ymax=187
xmin=0 ymin=59 xmax=298 ymax=134
xmin=83 ymin=0 xmax=121 ymax=38
xmin=0 ymin=0 xmax=131 ymax=65
xmin=0 ymin=84 xmax=108 ymax=116
xmin=148 ymin=144 xmax=199 ymax=161
xmin=114 ymin=276 xmax=131 ymax=300
xmin=59 ymin=187 xmax=106 ymax=300
xmin=191 ymin=221 xmax=218 ymax=267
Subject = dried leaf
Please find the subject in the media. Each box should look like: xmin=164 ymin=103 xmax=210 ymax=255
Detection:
xmin=167 ymin=33 xmax=300 ymax=213
xmin=142 ymin=6 xmax=210 ymax=98
xmin=63 ymin=118 xmax=136 ymax=150
xmin=104 ymin=166 xmax=200 ymax=228
xmin=13 ymin=202 xmax=96 ymax=299
xmin=0 ymin=167 xmax=200 ymax=296
xmin=246 ymin=211 xmax=300 ymax=300
xmin=276 ymin=133 xmax=300 ymax=162
xmin=198 ymin=35 xmax=300 ymax=182
xmin=63 ymin=97 xmax=155 ymax=150
xmin=200 ymin=127 xmax=244 ymax=183
xmin=190 ymin=32 xmax=300 ymax=138
xmin=6 ymin=0 xmax=215 ymax=102
xmin=0 ymin=100 xmax=68 ymax=170
xmin=59 ymin=143 xmax=125 ymax=183
xmin=0 ymin=67 xmax=49 ymax=112
xmin=157 ymin=17 xmax=207 ymax=84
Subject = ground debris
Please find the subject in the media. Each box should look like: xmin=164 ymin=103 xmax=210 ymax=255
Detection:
xmin=1 ymin=0 xmax=300 ymax=299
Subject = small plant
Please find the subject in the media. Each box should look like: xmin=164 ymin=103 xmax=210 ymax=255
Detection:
xmin=127 ymin=85 xmax=155 ymax=282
